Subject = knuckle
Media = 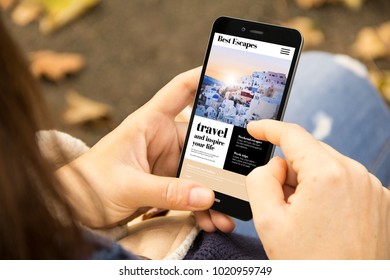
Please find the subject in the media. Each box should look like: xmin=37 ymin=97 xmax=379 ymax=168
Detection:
xmin=321 ymin=161 xmax=348 ymax=184
xmin=369 ymin=173 xmax=383 ymax=189
xmin=162 ymin=180 xmax=183 ymax=209
xmin=286 ymin=123 xmax=307 ymax=136
xmin=322 ymin=157 xmax=373 ymax=190
xmin=348 ymin=160 xmax=367 ymax=175
xmin=172 ymin=72 xmax=191 ymax=90
xmin=345 ymin=159 xmax=371 ymax=185
xmin=282 ymin=123 xmax=309 ymax=144
xmin=288 ymin=123 xmax=305 ymax=132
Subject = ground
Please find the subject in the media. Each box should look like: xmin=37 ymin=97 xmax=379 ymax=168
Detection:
xmin=3 ymin=0 xmax=390 ymax=146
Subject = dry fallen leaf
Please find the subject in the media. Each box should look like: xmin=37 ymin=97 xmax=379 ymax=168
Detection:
xmin=29 ymin=50 xmax=86 ymax=81
xmin=283 ymin=17 xmax=324 ymax=48
xmin=352 ymin=21 xmax=390 ymax=60
xmin=11 ymin=0 xmax=42 ymax=26
xmin=63 ymin=90 xmax=112 ymax=125
xmin=0 ymin=0 xmax=14 ymax=10
xmin=9 ymin=0 xmax=100 ymax=33
xmin=352 ymin=27 xmax=387 ymax=60
xmin=295 ymin=0 xmax=365 ymax=10
xmin=377 ymin=21 xmax=390 ymax=53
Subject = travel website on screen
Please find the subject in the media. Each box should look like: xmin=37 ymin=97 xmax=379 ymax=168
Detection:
xmin=181 ymin=32 xmax=295 ymax=201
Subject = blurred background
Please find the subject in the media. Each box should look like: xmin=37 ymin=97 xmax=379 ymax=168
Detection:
xmin=2 ymin=0 xmax=390 ymax=146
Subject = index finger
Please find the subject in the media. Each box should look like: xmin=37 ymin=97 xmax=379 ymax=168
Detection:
xmin=247 ymin=120 xmax=329 ymax=175
xmin=147 ymin=67 xmax=201 ymax=118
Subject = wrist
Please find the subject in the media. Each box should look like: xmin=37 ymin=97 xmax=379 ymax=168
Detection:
xmin=55 ymin=157 xmax=106 ymax=228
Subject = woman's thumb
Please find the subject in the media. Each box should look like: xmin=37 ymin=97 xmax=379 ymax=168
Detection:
xmin=135 ymin=174 xmax=215 ymax=211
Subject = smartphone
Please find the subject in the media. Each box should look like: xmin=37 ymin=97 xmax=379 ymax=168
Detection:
xmin=176 ymin=16 xmax=303 ymax=220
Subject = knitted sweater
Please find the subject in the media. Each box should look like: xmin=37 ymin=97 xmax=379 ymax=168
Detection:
xmin=90 ymin=230 xmax=267 ymax=260
xmin=184 ymin=231 xmax=267 ymax=260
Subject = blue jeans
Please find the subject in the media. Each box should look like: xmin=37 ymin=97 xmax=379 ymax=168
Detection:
xmin=234 ymin=51 xmax=390 ymax=238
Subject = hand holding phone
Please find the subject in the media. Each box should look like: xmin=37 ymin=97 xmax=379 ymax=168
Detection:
xmin=177 ymin=17 xmax=303 ymax=220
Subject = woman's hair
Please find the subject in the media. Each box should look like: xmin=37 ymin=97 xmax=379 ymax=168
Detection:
xmin=0 ymin=16 xmax=91 ymax=259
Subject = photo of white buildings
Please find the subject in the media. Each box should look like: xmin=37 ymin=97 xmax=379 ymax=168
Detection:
xmin=195 ymin=42 xmax=291 ymax=128
xmin=195 ymin=70 xmax=287 ymax=128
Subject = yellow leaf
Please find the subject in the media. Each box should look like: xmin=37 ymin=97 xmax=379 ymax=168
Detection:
xmin=29 ymin=50 xmax=86 ymax=82
xmin=63 ymin=91 xmax=112 ymax=126
xmin=283 ymin=17 xmax=324 ymax=48
xmin=295 ymin=0 xmax=328 ymax=9
xmin=37 ymin=0 xmax=100 ymax=34
xmin=352 ymin=27 xmax=387 ymax=60
xmin=381 ymin=71 xmax=390 ymax=104
xmin=368 ymin=70 xmax=382 ymax=89
xmin=383 ymin=85 xmax=390 ymax=104
xmin=369 ymin=70 xmax=390 ymax=104
xmin=342 ymin=0 xmax=365 ymax=10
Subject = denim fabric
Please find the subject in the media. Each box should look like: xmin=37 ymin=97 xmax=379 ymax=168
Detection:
xmin=276 ymin=51 xmax=390 ymax=186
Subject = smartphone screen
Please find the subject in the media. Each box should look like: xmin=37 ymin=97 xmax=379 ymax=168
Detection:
xmin=177 ymin=17 xmax=302 ymax=220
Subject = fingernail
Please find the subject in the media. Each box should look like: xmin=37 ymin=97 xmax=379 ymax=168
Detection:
xmin=189 ymin=187 xmax=213 ymax=208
